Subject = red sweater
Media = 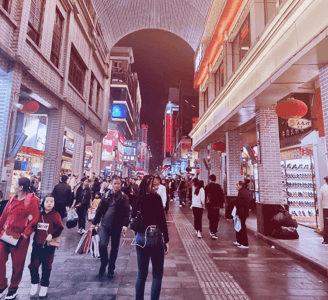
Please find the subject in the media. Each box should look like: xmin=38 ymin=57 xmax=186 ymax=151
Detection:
xmin=0 ymin=193 xmax=40 ymax=237
xmin=34 ymin=210 xmax=64 ymax=245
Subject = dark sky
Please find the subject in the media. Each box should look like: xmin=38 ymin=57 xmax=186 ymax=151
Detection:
xmin=115 ymin=29 xmax=197 ymax=172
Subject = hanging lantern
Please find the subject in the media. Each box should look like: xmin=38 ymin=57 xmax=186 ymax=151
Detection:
xmin=18 ymin=99 xmax=40 ymax=114
xmin=275 ymin=97 xmax=308 ymax=119
xmin=212 ymin=142 xmax=226 ymax=152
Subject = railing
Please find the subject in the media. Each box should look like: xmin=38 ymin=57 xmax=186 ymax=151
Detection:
xmin=111 ymin=67 xmax=137 ymax=102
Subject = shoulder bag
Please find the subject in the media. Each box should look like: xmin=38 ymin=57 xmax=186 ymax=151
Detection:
xmin=42 ymin=215 xmax=60 ymax=247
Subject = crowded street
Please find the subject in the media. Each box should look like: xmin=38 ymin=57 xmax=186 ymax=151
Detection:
xmin=3 ymin=197 xmax=328 ymax=300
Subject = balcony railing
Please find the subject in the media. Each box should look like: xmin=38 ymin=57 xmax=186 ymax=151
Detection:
xmin=111 ymin=67 xmax=137 ymax=103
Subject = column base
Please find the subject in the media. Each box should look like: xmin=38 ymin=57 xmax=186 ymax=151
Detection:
xmin=256 ymin=203 xmax=289 ymax=236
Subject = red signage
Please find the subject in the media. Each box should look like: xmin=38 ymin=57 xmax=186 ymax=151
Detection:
xmin=165 ymin=115 xmax=175 ymax=153
xmin=141 ymin=124 xmax=148 ymax=144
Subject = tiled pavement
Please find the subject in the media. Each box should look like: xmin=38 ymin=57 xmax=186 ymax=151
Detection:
xmin=4 ymin=199 xmax=328 ymax=300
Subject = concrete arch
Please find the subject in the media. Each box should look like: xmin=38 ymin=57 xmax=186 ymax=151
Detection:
xmin=92 ymin=0 xmax=213 ymax=51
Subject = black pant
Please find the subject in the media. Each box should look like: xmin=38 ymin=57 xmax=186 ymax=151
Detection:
xmin=178 ymin=190 xmax=186 ymax=205
xmin=28 ymin=243 xmax=56 ymax=287
xmin=98 ymin=226 xmax=122 ymax=272
xmin=54 ymin=204 xmax=66 ymax=220
xmin=192 ymin=207 xmax=203 ymax=232
xmin=236 ymin=217 xmax=248 ymax=246
xmin=77 ymin=205 xmax=88 ymax=230
xmin=208 ymin=208 xmax=220 ymax=234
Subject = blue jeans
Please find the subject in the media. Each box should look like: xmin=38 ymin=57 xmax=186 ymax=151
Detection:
xmin=135 ymin=229 xmax=165 ymax=300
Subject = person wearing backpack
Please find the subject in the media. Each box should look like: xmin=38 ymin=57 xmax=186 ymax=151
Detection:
xmin=205 ymin=174 xmax=225 ymax=240
xmin=90 ymin=176 xmax=130 ymax=277
xmin=28 ymin=196 xmax=64 ymax=298
xmin=0 ymin=177 xmax=40 ymax=300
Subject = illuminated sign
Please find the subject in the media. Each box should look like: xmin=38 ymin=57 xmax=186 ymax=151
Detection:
xmin=112 ymin=104 xmax=127 ymax=119
xmin=288 ymin=118 xmax=312 ymax=130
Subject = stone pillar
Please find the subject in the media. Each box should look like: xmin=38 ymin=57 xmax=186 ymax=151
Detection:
xmin=226 ymin=131 xmax=242 ymax=196
xmin=199 ymin=148 xmax=208 ymax=183
xmin=249 ymin=0 xmax=265 ymax=44
xmin=255 ymin=107 xmax=283 ymax=204
xmin=319 ymin=65 xmax=328 ymax=163
xmin=208 ymin=73 xmax=216 ymax=106
xmin=209 ymin=149 xmax=222 ymax=184
xmin=72 ymin=133 xmax=85 ymax=177
xmin=91 ymin=142 xmax=102 ymax=176
xmin=199 ymin=90 xmax=205 ymax=118
xmin=41 ymin=106 xmax=66 ymax=196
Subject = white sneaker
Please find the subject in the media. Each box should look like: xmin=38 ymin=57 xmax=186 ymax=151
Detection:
xmin=233 ymin=241 xmax=240 ymax=246
xmin=30 ymin=284 xmax=38 ymax=296
xmin=237 ymin=244 xmax=249 ymax=249
xmin=211 ymin=233 xmax=218 ymax=240
xmin=77 ymin=228 xmax=82 ymax=234
xmin=39 ymin=286 xmax=48 ymax=298
xmin=179 ymin=205 xmax=182 ymax=208
xmin=197 ymin=231 xmax=202 ymax=239
xmin=81 ymin=229 xmax=87 ymax=234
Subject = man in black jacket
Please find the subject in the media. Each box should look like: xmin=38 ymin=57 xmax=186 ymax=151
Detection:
xmin=91 ymin=176 xmax=130 ymax=277
xmin=52 ymin=175 xmax=72 ymax=219
xmin=205 ymin=174 xmax=225 ymax=239
xmin=234 ymin=181 xmax=251 ymax=249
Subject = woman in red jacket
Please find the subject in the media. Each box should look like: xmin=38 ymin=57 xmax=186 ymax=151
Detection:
xmin=0 ymin=177 xmax=40 ymax=300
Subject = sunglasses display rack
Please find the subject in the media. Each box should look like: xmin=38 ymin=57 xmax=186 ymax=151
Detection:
xmin=281 ymin=157 xmax=317 ymax=219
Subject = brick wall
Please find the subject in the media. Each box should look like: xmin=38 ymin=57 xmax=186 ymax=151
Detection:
xmin=209 ymin=149 xmax=221 ymax=184
xmin=226 ymin=131 xmax=242 ymax=196
xmin=256 ymin=107 xmax=283 ymax=204
xmin=319 ymin=66 xmax=328 ymax=158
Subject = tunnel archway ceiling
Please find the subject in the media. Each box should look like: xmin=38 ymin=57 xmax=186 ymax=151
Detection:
xmin=92 ymin=0 xmax=213 ymax=51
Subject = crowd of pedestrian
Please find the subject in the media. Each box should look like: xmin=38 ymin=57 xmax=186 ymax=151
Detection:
xmin=0 ymin=168 xmax=253 ymax=300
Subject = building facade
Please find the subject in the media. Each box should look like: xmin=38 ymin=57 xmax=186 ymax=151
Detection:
xmin=0 ymin=0 xmax=110 ymax=197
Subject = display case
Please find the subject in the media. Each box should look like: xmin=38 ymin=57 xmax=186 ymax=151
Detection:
xmin=281 ymin=146 xmax=317 ymax=227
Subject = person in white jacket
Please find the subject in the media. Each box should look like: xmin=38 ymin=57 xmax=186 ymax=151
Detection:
xmin=157 ymin=182 xmax=167 ymax=209
xmin=191 ymin=178 xmax=205 ymax=238
xmin=319 ymin=176 xmax=328 ymax=244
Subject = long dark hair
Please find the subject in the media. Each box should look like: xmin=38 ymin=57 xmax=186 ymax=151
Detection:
xmin=131 ymin=175 xmax=156 ymax=215
xmin=195 ymin=180 xmax=204 ymax=196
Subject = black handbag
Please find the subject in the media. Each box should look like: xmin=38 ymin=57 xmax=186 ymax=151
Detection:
xmin=130 ymin=210 xmax=143 ymax=232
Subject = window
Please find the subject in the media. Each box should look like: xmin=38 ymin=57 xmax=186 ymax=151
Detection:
xmin=89 ymin=73 xmax=95 ymax=107
xmin=27 ymin=0 xmax=44 ymax=45
xmin=215 ymin=61 xmax=225 ymax=96
xmin=113 ymin=61 xmax=122 ymax=69
xmin=50 ymin=8 xmax=63 ymax=67
xmin=1 ymin=0 xmax=10 ymax=12
xmin=232 ymin=15 xmax=250 ymax=72
xmin=96 ymin=84 xmax=102 ymax=113
xmin=68 ymin=46 xmax=86 ymax=94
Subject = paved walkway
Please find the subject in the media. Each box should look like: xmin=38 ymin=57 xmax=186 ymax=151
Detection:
xmin=4 ymin=200 xmax=328 ymax=300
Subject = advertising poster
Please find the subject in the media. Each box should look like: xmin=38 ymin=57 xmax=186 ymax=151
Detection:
xmin=102 ymin=130 xmax=125 ymax=163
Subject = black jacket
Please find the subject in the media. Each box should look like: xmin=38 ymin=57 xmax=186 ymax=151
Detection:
xmin=0 ymin=200 xmax=8 ymax=217
xmin=225 ymin=187 xmax=251 ymax=220
xmin=92 ymin=190 xmax=130 ymax=230
xmin=75 ymin=185 xmax=92 ymax=207
xmin=52 ymin=182 xmax=72 ymax=206
xmin=205 ymin=182 xmax=225 ymax=208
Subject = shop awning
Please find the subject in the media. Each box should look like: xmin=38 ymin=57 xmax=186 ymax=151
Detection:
xmin=280 ymin=131 xmax=313 ymax=149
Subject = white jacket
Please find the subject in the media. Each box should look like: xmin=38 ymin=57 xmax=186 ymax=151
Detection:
xmin=157 ymin=184 xmax=167 ymax=208
xmin=319 ymin=183 xmax=328 ymax=209
xmin=191 ymin=186 xmax=205 ymax=208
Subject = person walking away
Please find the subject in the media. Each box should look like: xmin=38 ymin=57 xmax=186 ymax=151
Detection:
xmin=169 ymin=179 xmax=176 ymax=202
xmin=0 ymin=177 xmax=39 ymax=300
xmin=52 ymin=175 xmax=72 ymax=220
xmin=100 ymin=177 xmax=112 ymax=195
xmin=91 ymin=176 xmax=130 ymax=277
xmin=91 ymin=177 xmax=101 ymax=199
xmin=73 ymin=179 xmax=92 ymax=234
xmin=177 ymin=177 xmax=187 ymax=207
xmin=319 ymin=176 xmax=328 ymax=244
xmin=205 ymin=174 xmax=225 ymax=240
xmin=131 ymin=175 xmax=169 ymax=300
xmin=233 ymin=181 xmax=251 ymax=249
xmin=156 ymin=178 xmax=167 ymax=210
xmin=0 ymin=191 xmax=8 ymax=217
xmin=29 ymin=197 xmax=64 ymax=298
xmin=191 ymin=179 xmax=205 ymax=239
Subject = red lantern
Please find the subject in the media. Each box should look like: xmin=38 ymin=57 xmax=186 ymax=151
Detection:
xmin=275 ymin=98 xmax=308 ymax=119
xmin=18 ymin=99 xmax=40 ymax=114
xmin=212 ymin=142 xmax=226 ymax=152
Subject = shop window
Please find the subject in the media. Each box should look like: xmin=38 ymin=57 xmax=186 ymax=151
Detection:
xmin=68 ymin=46 xmax=86 ymax=95
xmin=232 ymin=15 xmax=251 ymax=72
xmin=89 ymin=73 xmax=95 ymax=107
xmin=215 ymin=61 xmax=225 ymax=97
xmin=1 ymin=0 xmax=10 ymax=12
xmin=50 ymin=8 xmax=64 ymax=67
xmin=27 ymin=0 xmax=45 ymax=45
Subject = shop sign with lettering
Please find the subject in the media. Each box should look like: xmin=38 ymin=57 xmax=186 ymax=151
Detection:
xmin=288 ymin=118 xmax=312 ymax=130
